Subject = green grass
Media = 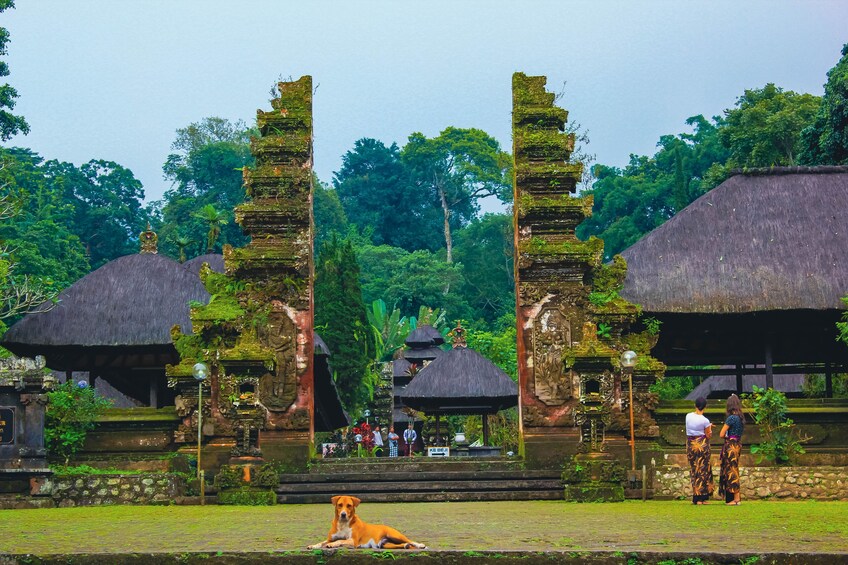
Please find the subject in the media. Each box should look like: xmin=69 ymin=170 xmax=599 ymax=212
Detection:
xmin=0 ymin=500 xmax=846 ymax=554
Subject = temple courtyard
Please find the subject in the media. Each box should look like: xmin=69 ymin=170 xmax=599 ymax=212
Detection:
xmin=1 ymin=500 xmax=846 ymax=563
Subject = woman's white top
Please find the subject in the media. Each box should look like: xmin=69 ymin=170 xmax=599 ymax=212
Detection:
xmin=685 ymin=412 xmax=711 ymax=436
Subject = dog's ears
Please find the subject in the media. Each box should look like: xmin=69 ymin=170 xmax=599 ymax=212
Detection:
xmin=351 ymin=496 xmax=361 ymax=507
xmin=331 ymin=496 xmax=341 ymax=505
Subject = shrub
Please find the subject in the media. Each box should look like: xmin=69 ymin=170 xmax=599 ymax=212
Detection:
xmin=45 ymin=380 xmax=111 ymax=465
xmin=745 ymin=385 xmax=807 ymax=465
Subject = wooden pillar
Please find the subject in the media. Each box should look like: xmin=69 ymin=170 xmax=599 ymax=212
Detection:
xmin=149 ymin=378 xmax=158 ymax=409
xmin=482 ymin=414 xmax=490 ymax=446
xmin=825 ymin=361 xmax=833 ymax=399
xmin=435 ymin=414 xmax=441 ymax=445
xmin=765 ymin=342 xmax=774 ymax=389
xmin=735 ymin=364 xmax=743 ymax=394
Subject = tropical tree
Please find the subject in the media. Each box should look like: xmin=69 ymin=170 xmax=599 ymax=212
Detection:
xmin=313 ymin=178 xmax=347 ymax=252
xmin=315 ymin=235 xmax=377 ymax=415
xmin=719 ymin=83 xmax=820 ymax=168
xmin=0 ymin=0 xmax=28 ymax=141
xmin=193 ymin=204 xmax=228 ymax=253
xmin=42 ymin=159 xmax=148 ymax=267
xmin=453 ymin=213 xmax=514 ymax=326
xmin=333 ymin=138 xmax=440 ymax=252
xmin=156 ymin=117 xmax=254 ymax=260
xmin=401 ymin=127 xmax=511 ymax=262
xmin=169 ymin=233 xmax=195 ymax=264
xmin=801 ymin=43 xmax=848 ymax=165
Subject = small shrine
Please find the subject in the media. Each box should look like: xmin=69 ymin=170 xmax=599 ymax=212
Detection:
xmin=0 ymin=355 xmax=52 ymax=497
xmin=401 ymin=324 xmax=518 ymax=452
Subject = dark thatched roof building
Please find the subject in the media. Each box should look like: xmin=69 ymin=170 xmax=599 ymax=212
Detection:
xmin=620 ymin=166 xmax=848 ymax=393
xmin=2 ymin=252 xmax=210 ymax=408
xmin=2 ymin=250 xmax=350 ymax=428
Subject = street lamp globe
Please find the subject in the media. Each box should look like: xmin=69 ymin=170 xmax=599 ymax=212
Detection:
xmin=620 ymin=350 xmax=637 ymax=369
xmin=193 ymin=362 xmax=209 ymax=381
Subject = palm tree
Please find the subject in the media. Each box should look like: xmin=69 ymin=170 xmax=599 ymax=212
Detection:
xmin=169 ymin=233 xmax=195 ymax=263
xmin=193 ymin=204 xmax=228 ymax=253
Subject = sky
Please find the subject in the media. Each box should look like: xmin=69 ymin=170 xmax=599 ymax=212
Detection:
xmin=4 ymin=1 xmax=848 ymax=209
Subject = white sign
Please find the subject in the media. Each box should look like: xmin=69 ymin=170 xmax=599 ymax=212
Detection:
xmin=427 ymin=447 xmax=450 ymax=457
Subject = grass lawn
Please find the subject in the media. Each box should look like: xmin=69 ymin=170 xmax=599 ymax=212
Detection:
xmin=0 ymin=500 xmax=847 ymax=555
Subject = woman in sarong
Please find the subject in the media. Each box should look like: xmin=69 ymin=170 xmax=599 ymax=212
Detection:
xmin=719 ymin=393 xmax=744 ymax=505
xmin=685 ymin=396 xmax=714 ymax=504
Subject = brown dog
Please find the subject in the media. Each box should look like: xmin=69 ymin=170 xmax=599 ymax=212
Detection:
xmin=307 ymin=495 xmax=426 ymax=550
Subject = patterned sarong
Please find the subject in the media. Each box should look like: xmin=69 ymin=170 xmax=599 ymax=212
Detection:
xmin=719 ymin=438 xmax=741 ymax=501
xmin=388 ymin=440 xmax=398 ymax=457
xmin=687 ymin=435 xmax=714 ymax=502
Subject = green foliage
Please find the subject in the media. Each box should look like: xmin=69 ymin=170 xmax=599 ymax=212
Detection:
xmin=453 ymin=213 xmax=515 ymax=326
xmin=366 ymin=298 xmax=446 ymax=362
xmin=333 ymin=138 xmax=440 ymax=252
xmin=45 ymin=381 xmax=112 ymax=465
xmin=313 ymin=178 xmax=347 ymax=252
xmin=315 ymin=235 xmax=377 ymax=415
xmin=649 ymin=376 xmax=696 ymax=400
xmin=0 ymin=1 xmax=29 ymax=141
xmin=801 ymin=43 xmax=848 ymax=165
xmin=745 ymin=385 xmax=807 ymax=465
xmin=720 ymin=83 xmax=820 ymax=168
xmin=154 ymin=117 xmax=254 ymax=260
xmin=0 ymin=149 xmax=90 ymax=292
xmin=835 ymin=296 xmax=848 ymax=348
xmin=355 ymin=240 xmax=471 ymax=321
xmin=642 ymin=316 xmax=662 ymax=335
xmin=42 ymin=158 xmax=149 ymax=268
xmin=217 ymin=487 xmax=276 ymax=506
xmin=465 ymin=314 xmax=517 ymax=381
xmin=801 ymin=373 xmax=848 ymax=398
xmin=193 ymin=203 xmax=228 ymax=253
xmin=578 ymin=114 xmax=729 ymax=259
xmin=401 ymin=127 xmax=512 ymax=262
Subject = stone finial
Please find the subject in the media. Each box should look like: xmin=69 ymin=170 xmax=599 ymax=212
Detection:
xmin=449 ymin=322 xmax=467 ymax=349
xmin=139 ymin=224 xmax=158 ymax=254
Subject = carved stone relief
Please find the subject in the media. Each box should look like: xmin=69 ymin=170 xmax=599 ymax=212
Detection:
xmin=257 ymin=310 xmax=298 ymax=411
xmin=532 ymin=305 xmax=572 ymax=405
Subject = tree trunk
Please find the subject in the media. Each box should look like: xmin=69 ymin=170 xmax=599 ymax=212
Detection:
xmin=438 ymin=184 xmax=452 ymax=263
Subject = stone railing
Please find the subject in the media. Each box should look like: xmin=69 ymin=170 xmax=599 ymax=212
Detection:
xmin=35 ymin=473 xmax=186 ymax=506
xmin=654 ymin=464 xmax=848 ymax=500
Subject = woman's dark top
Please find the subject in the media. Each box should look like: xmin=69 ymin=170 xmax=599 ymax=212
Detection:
xmin=725 ymin=414 xmax=744 ymax=439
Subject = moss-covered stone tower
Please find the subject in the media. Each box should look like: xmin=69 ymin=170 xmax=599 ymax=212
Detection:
xmin=512 ymin=73 xmax=665 ymax=480
xmin=167 ymin=76 xmax=315 ymax=472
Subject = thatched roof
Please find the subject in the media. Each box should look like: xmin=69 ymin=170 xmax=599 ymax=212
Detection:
xmin=403 ymin=347 xmax=443 ymax=363
xmin=401 ymin=347 xmax=518 ymax=414
xmin=2 ymin=253 xmax=209 ymax=350
xmin=393 ymin=358 xmax=413 ymax=378
xmin=405 ymin=325 xmax=445 ymax=347
xmin=621 ymin=166 xmax=848 ymax=314
xmin=184 ymin=253 xmax=225 ymax=274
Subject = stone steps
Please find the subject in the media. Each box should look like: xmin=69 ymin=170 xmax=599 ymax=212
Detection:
xmin=277 ymin=458 xmax=564 ymax=504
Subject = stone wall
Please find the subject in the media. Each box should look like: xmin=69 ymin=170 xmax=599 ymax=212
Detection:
xmin=654 ymin=464 xmax=848 ymax=500
xmin=41 ymin=473 xmax=185 ymax=506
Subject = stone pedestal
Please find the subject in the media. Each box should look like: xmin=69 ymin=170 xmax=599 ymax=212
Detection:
xmin=562 ymin=453 xmax=624 ymax=502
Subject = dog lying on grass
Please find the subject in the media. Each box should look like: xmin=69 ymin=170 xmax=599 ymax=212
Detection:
xmin=307 ymin=495 xmax=427 ymax=550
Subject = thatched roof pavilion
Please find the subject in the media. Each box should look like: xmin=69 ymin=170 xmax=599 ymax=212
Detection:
xmin=620 ymin=166 xmax=848 ymax=392
xmin=3 ymin=253 xmax=209 ymax=371
xmin=401 ymin=337 xmax=517 ymax=444
xmin=2 ymin=250 xmax=350 ymax=427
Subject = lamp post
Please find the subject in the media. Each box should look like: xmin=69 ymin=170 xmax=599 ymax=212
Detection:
xmin=620 ymin=350 xmax=637 ymax=472
xmin=192 ymin=362 xmax=209 ymax=480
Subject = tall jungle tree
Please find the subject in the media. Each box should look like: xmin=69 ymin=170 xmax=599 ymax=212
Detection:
xmin=401 ymin=127 xmax=511 ymax=262
xmin=156 ymin=117 xmax=254 ymax=259
xmin=0 ymin=0 xmax=28 ymax=142
xmin=801 ymin=43 xmax=848 ymax=165
xmin=315 ymin=235 xmax=377 ymax=415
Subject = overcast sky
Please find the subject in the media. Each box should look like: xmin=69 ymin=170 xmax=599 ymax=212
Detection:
xmin=4 ymin=1 xmax=847 ymax=207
